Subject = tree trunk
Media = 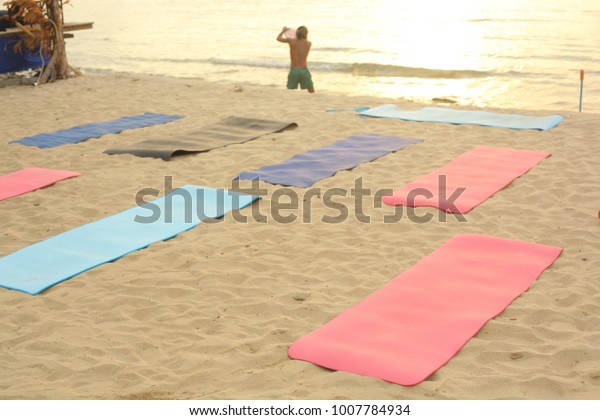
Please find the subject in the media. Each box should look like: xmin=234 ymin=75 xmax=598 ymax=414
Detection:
xmin=41 ymin=0 xmax=68 ymax=83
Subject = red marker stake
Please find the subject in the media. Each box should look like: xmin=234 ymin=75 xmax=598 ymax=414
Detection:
xmin=579 ymin=70 xmax=584 ymax=112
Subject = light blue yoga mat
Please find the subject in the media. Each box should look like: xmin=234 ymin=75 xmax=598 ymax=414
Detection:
xmin=236 ymin=133 xmax=422 ymax=187
xmin=10 ymin=113 xmax=184 ymax=148
xmin=0 ymin=185 xmax=258 ymax=295
xmin=325 ymin=107 xmax=370 ymax=113
xmin=359 ymin=104 xmax=564 ymax=131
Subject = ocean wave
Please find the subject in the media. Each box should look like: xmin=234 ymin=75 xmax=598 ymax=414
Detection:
xmin=468 ymin=18 xmax=549 ymax=23
xmin=344 ymin=63 xmax=492 ymax=79
xmin=110 ymin=55 xmax=507 ymax=80
xmin=209 ymin=58 xmax=496 ymax=79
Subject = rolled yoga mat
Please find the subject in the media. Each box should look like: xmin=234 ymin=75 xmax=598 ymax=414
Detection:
xmin=0 ymin=167 xmax=80 ymax=201
xmin=0 ymin=185 xmax=258 ymax=295
xmin=359 ymin=104 xmax=564 ymax=131
xmin=104 ymin=116 xmax=298 ymax=160
xmin=236 ymin=133 xmax=422 ymax=187
xmin=288 ymin=234 xmax=562 ymax=386
xmin=382 ymin=146 xmax=550 ymax=213
xmin=10 ymin=113 xmax=184 ymax=148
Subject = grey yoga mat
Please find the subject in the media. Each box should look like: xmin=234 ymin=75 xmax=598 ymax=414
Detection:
xmin=104 ymin=116 xmax=297 ymax=160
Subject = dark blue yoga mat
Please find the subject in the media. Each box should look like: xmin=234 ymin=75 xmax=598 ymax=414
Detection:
xmin=0 ymin=185 xmax=258 ymax=295
xmin=10 ymin=113 xmax=184 ymax=148
xmin=236 ymin=133 xmax=422 ymax=187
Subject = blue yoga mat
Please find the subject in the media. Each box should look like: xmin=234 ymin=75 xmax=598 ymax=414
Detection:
xmin=325 ymin=107 xmax=370 ymax=113
xmin=236 ymin=133 xmax=422 ymax=187
xmin=10 ymin=113 xmax=184 ymax=148
xmin=0 ymin=185 xmax=258 ymax=295
xmin=359 ymin=104 xmax=564 ymax=131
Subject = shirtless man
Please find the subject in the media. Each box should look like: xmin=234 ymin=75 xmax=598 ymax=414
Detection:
xmin=277 ymin=26 xmax=314 ymax=93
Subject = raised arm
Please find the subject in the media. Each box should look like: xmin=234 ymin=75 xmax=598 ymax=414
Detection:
xmin=277 ymin=26 xmax=291 ymax=43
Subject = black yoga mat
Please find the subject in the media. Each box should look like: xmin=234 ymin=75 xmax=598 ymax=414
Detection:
xmin=104 ymin=116 xmax=297 ymax=160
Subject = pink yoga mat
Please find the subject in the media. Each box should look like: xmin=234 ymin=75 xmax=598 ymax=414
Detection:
xmin=288 ymin=234 xmax=562 ymax=386
xmin=382 ymin=146 xmax=550 ymax=213
xmin=0 ymin=167 xmax=80 ymax=201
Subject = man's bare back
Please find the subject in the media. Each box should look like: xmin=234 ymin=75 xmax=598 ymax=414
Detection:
xmin=287 ymin=38 xmax=311 ymax=68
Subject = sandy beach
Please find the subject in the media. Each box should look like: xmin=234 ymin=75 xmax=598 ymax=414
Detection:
xmin=1 ymin=73 xmax=599 ymax=400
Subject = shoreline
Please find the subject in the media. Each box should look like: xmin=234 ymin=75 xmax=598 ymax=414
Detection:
xmin=84 ymin=68 xmax=600 ymax=115
xmin=5 ymin=67 xmax=596 ymax=115
xmin=1 ymin=73 xmax=599 ymax=399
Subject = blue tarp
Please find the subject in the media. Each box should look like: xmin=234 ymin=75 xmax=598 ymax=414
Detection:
xmin=236 ymin=133 xmax=422 ymax=187
xmin=0 ymin=35 xmax=45 ymax=73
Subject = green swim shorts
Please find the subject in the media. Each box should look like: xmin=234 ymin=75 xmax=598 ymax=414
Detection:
xmin=287 ymin=68 xmax=313 ymax=90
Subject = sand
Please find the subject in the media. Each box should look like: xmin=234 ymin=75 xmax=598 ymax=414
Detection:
xmin=0 ymin=73 xmax=599 ymax=400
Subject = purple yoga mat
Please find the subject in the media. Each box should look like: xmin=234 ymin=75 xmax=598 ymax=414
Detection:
xmin=236 ymin=133 xmax=422 ymax=187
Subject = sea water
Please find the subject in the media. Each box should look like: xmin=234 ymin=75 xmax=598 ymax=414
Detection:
xmin=65 ymin=0 xmax=600 ymax=113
